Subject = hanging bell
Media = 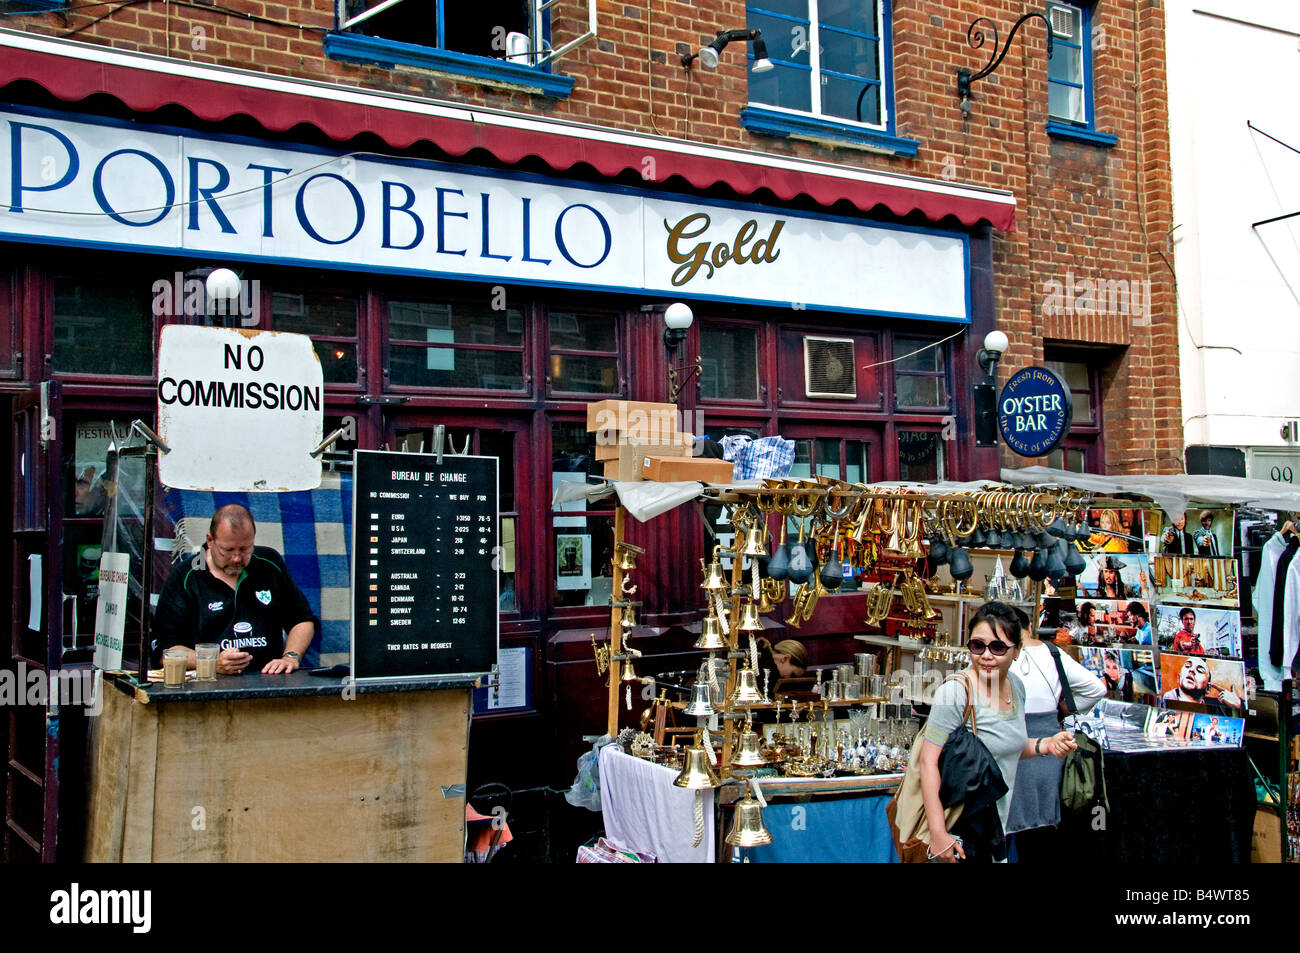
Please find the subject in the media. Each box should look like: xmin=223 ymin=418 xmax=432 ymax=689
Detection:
xmin=694 ymin=611 xmax=727 ymax=650
xmin=616 ymin=547 xmax=638 ymax=572
xmin=1009 ymin=548 xmax=1031 ymax=579
xmin=730 ymin=665 xmax=765 ymax=705
xmin=726 ymin=785 xmax=773 ymax=847
xmin=620 ymin=657 xmax=640 ymax=682
xmin=673 ymin=742 xmax=721 ymax=790
xmin=738 ymin=601 xmax=764 ymax=632
xmin=701 ymin=557 xmax=728 ymax=592
xmin=683 ymin=681 xmax=716 ymax=717
xmin=620 ymin=604 xmax=637 ymax=630
xmin=742 ymin=523 xmax=768 ymax=557
xmin=948 ymin=546 xmax=974 ymax=581
xmin=732 ymin=728 xmax=766 ymax=768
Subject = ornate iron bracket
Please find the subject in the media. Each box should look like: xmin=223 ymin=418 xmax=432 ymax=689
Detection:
xmin=956 ymin=13 xmax=1053 ymax=110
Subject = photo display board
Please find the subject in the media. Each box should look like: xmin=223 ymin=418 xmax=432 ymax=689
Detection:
xmin=351 ymin=450 xmax=498 ymax=680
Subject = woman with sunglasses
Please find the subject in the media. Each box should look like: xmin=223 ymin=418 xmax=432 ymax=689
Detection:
xmin=919 ymin=602 xmax=1077 ymax=862
xmin=1003 ymin=611 xmax=1106 ymax=863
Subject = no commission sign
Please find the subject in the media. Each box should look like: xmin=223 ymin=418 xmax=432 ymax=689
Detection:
xmin=997 ymin=366 xmax=1073 ymax=457
xmin=157 ymin=326 xmax=324 ymax=491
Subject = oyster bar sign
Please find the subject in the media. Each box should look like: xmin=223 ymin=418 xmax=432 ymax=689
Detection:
xmin=2 ymin=108 xmax=968 ymax=321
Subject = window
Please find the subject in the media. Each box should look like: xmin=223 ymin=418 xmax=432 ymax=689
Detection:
xmin=741 ymin=1 xmax=917 ymax=155
xmin=550 ymin=421 xmax=614 ymax=609
xmin=387 ymin=299 xmax=526 ymax=391
xmin=1044 ymin=356 xmax=1104 ymax=471
xmin=898 ymin=430 xmax=945 ymax=482
xmin=324 ymin=0 xmax=575 ymax=97
xmin=53 ymin=276 xmax=153 ymax=377
xmin=1045 ymin=2 xmax=1116 ymax=147
xmin=271 ymin=291 xmax=360 ymax=386
xmin=548 ymin=311 xmax=619 ymax=395
xmin=699 ymin=322 xmax=760 ymax=402
xmin=893 ymin=335 xmax=949 ymax=410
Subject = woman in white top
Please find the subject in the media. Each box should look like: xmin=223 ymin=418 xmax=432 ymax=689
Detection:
xmin=1004 ymin=617 xmax=1107 ymax=863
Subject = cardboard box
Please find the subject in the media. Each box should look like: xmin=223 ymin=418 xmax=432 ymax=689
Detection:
xmin=594 ymin=432 xmax=694 ymax=460
xmin=641 ymin=454 xmax=733 ymax=483
xmin=1251 ymin=805 xmax=1282 ymax=864
xmin=603 ymin=441 xmax=688 ymax=481
xmin=585 ymin=400 xmax=681 ymax=436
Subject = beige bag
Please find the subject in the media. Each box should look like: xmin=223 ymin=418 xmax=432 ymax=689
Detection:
xmin=885 ymin=672 xmax=976 ymax=863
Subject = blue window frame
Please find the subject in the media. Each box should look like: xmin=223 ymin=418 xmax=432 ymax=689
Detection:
xmin=323 ymin=0 xmax=575 ymax=98
xmin=1046 ymin=1 xmax=1116 ymax=147
xmin=740 ymin=0 xmax=917 ymax=156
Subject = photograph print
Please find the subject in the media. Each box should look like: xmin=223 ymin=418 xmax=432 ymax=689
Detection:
xmin=1154 ymin=604 xmax=1242 ymax=658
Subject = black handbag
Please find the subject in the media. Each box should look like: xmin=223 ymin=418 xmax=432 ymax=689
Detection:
xmin=1046 ymin=642 xmax=1109 ymax=815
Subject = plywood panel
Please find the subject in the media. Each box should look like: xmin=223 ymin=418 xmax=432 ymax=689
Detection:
xmin=142 ymin=689 xmax=469 ymax=862
xmin=84 ymin=684 xmax=161 ymax=862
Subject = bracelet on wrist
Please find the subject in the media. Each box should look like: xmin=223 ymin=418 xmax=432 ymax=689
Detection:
xmin=1035 ymin=737 xmax=1043 ymax=755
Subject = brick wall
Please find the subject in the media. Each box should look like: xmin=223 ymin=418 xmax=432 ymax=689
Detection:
xmin=9 ymin=0 xmax=1181 ymax=473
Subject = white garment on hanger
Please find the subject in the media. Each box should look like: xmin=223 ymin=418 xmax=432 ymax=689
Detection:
xmin=1254 ymin=532 xmax=1300 ymax=692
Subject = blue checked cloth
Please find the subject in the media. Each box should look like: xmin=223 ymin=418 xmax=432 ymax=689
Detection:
xmin=721 ymin=435 xmax=796 ymax=480
xmin=160 ymin=472 xmax=353 ymax=664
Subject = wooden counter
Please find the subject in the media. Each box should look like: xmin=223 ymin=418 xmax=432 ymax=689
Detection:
xmin=85 ymin=672 xmax=476 ymax=862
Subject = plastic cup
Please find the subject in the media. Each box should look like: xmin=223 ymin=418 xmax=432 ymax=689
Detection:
xmin=195 ymin=643 xmax=219 ymax=681
xmin=162 ymin=649 xmax=188 ymax=689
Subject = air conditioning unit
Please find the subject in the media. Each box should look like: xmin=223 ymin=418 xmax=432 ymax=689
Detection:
xmin=1048 ymin=4 xmax=1075 ymax=39
xmin=803 ymin=336 xmax=857 ymax=399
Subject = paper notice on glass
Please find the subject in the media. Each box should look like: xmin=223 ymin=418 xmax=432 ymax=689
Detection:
xmin=93 ymin=551 xmax=132 ymax=671
xmin=27 ymin=554 xmax=41 ymax=631
xmin=489 ymin=646 xmax=529 ymax=710
xmin=552 ymin=472 xmax=588 ymax=528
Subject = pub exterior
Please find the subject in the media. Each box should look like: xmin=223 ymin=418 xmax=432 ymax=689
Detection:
xmin=0 ymin=0 xmax=1177 ymax=860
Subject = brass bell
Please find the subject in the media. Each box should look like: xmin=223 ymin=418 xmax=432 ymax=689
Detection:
xmin=693 ymin=612 xmax=727 ymax=650
xmin=620 ymin=605 xmax=637 ymax=631
xmin=726 ymin=785 xmax=773 ymax=847
xmin=729 ymin=665 xmax=764 ymax=705
xmin=620 ymin=657 xmax=640 ymax=682
xmin=738 ymin=601 xmax=763 ymax=632
xmin=673 ymin=740 xmax=721 ymax=790
xmin=731 ymin=728 xmax=766 ymax=768
xmin=616 ymin=547 xmax=638 ymax=572
xmin=701 ymin=556 xmax=728 ymax=592
xmin=742 ymin=522 xmax=768 ymax=557
xmin=683 ymin=681 xmax=715 ymax=717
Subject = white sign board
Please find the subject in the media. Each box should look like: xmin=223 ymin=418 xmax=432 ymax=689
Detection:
xmin=1 ymin=109 xmax=969 ymax=321
xmin=157 ymin=326 xmax=324 ymax=490
xmin=92 ymin=551 xmax=131 ymax=671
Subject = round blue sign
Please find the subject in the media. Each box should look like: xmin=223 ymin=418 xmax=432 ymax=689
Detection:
xmin=997 ymin=366 xmax=1073 ymax=457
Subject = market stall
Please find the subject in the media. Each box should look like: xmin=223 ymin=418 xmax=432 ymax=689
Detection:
xmin=567 ymin=463 xmax=1300 ymax=863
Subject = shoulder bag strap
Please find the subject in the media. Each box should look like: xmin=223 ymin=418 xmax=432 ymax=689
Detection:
xmin=1045 ymin=641 xmax=1078 ymax=715
xmin=938 ymin=672 xmax=977 ymax=735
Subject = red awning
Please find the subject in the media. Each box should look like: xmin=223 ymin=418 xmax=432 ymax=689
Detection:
xmin=0 ymin=30 xmax=1017 ymax=231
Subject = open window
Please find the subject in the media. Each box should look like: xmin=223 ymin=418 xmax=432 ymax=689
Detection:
xmin=325 ymin=0 xmax=587 ymax=97
xmin=1045 ymin=1 xmax=1117 ymax=146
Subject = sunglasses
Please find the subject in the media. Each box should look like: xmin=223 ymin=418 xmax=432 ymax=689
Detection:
xmin=967 ymin=638 xmax=1013 ymax=657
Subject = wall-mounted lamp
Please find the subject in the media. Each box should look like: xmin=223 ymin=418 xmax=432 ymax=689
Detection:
xmin=654 ymin=302 xmax=702 ymax=404
xmin=973 ymin=329 xmax=1009 ymax=447
xmin=682 ymin=28 xmax=773 ymax=73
